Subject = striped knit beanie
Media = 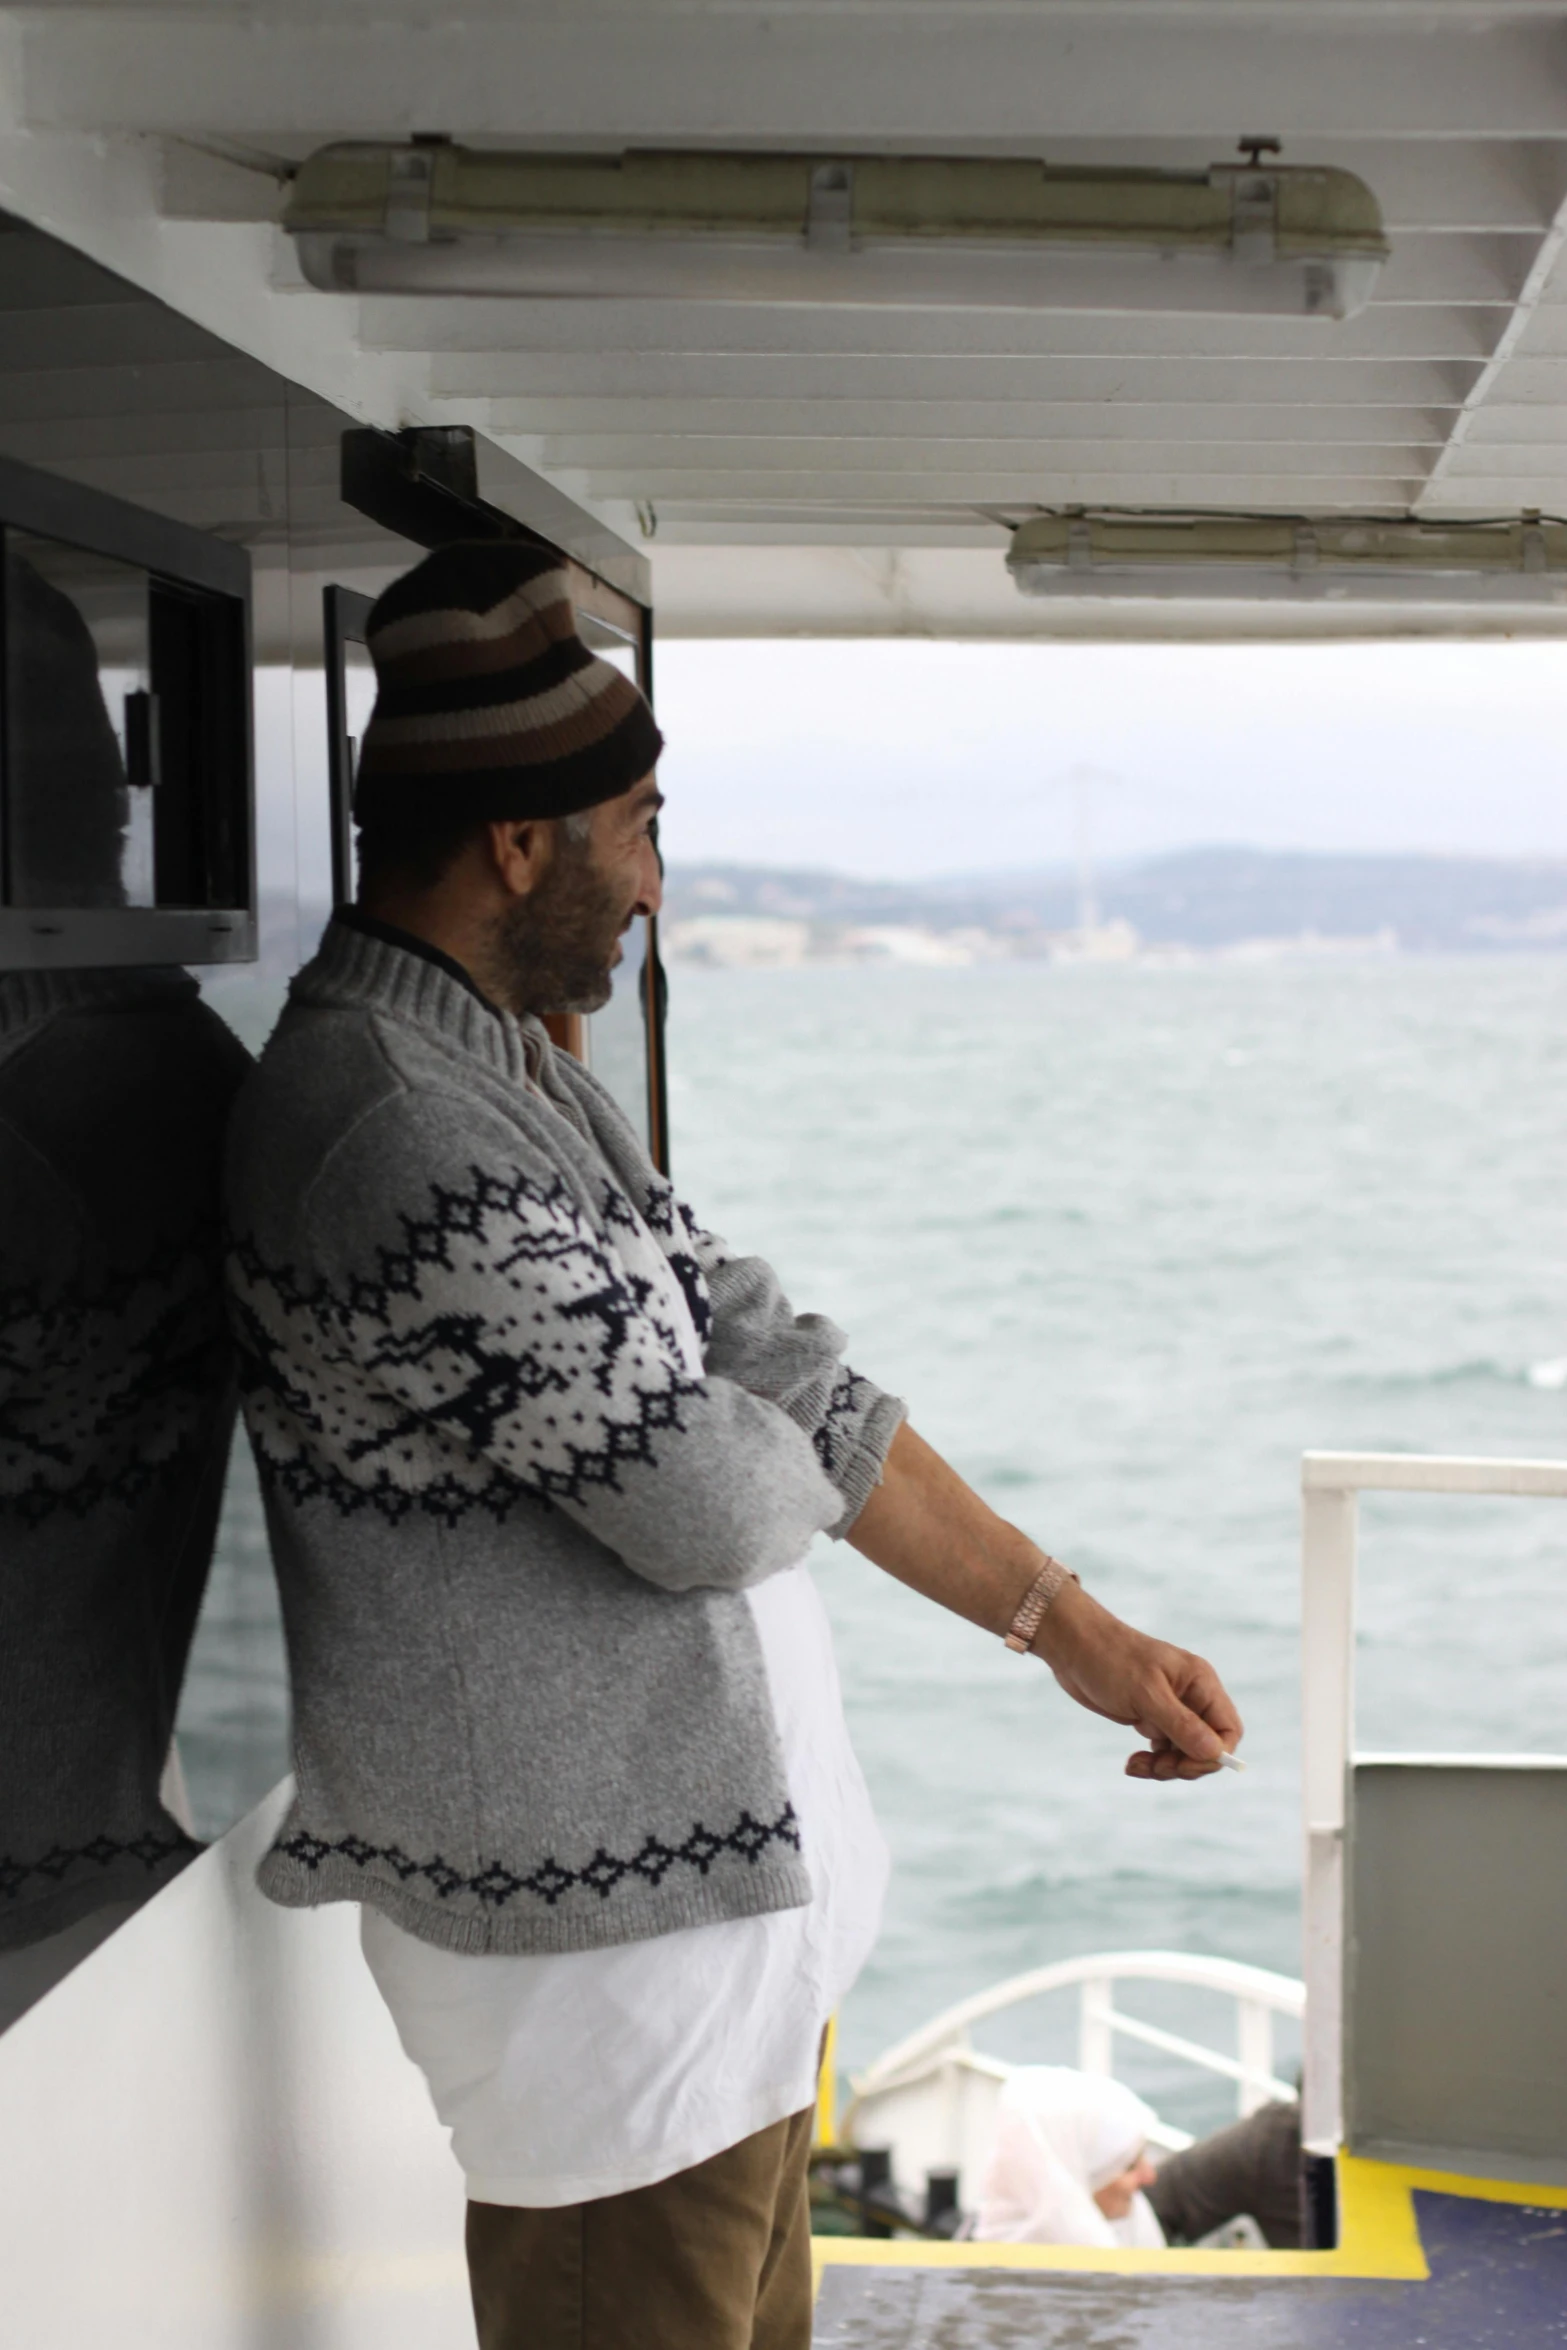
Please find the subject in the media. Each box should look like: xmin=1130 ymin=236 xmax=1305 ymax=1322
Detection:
xmin=353 ymin=541 xmax=663 ymax=824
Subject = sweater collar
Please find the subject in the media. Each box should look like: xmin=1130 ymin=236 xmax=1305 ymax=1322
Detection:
xmin=294 ymin=913 xmax=543 ymax=1087
xmin=334 ymin=906 xmax=503 ymax=1018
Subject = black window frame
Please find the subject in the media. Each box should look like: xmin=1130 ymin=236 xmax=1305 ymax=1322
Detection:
xmin=0 ymin=450 xmax=254 ymax=970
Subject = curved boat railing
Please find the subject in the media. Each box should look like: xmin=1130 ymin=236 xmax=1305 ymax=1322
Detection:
xmin=846 ymin=1950 xmax=1305 ymax=2157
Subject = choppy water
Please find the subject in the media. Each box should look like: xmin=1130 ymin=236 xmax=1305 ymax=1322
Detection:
xmin=188 ymin=955 xmax=1567 ymax=2134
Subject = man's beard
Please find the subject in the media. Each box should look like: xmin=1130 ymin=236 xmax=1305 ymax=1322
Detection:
xmin=489 ymin=832 xmax=628 ymax=1017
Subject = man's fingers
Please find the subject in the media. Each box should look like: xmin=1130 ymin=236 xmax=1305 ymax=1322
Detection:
xmin=1137 ymin=1675 xmax=1225 ymax=1766
xmin=1044 ymin=1605 xmax=1243 ymax=1777
xmin=1125 ymin=1740 xmax=1228 ymax=1782
xmin=1178 ymin=1657 xmax=1244 ymax=1749
xmin=1126 ymin=1659 xmax=1246 ymax=1779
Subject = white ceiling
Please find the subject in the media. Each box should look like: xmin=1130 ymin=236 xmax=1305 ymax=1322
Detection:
xmin=2 ymin=1 xmax=1566 ymax=633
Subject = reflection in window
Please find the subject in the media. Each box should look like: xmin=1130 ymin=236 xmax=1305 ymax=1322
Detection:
xmin=3 ymin=536 xmax=150 ymax=910
xmin=1 ymin=517 xmax=250 ymax=932
xmin=0 ymin=971 xmax=252 ymax=2030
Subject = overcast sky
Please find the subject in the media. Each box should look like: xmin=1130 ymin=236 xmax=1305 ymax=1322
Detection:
xmin=652 ymin=638 xmax=1567 ymax=879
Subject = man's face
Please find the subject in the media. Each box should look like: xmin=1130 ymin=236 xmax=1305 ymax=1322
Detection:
xmin=498 ymin=773 xmax=663 ymax=1016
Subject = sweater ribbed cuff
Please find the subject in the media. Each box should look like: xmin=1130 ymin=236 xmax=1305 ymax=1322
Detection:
xmin=826 ymin=1389 xmax=908 ymax=1541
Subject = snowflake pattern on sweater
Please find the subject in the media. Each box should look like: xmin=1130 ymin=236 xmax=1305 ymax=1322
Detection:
xmin=229 ymin=1164 xmax=711 ymax=1526
xmin=0 ymin=1245 xmax=225 ymax=1524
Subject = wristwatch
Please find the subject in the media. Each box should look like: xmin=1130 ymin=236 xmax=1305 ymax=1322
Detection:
xmin=1004 ymin=1556 xmax=1079 ymax=1652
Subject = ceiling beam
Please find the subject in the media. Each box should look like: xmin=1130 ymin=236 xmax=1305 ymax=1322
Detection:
xmin=17 ymin=15 xmax=1567 ymax=142
xmin=1424 ymin=478 xmax=1567 ymax=509
xmin=1418 ymin=440 xmax=1567 ymax=470
xmin=546 ymin=438 xmax=1437 ymax=474
xmin=1461 ymin=402 xmax=1567 ymax=441
xmin=639 ymin=539 xmax=1567 ymax=649
xmin=1374 ymin=233 xmax=1542 ymax=303
xmin=359 ymin=298 xmax=1502 ymax=367
xmin=1416 ymin=176 xmax=1567 ymax=504
xmin=493 ymin=399 xmax=1454 ymax=444
xmin=548 ymin=462 xmax=1426 ymax=499
xmin=456 ymin=355 xmax=1478 ymax=404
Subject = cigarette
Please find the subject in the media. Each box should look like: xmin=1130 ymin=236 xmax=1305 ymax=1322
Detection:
xmin=1216 ymin=1750 xmax=1246 ymax=1773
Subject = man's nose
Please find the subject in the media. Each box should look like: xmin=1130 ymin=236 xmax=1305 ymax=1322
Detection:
xmin=637 ymin=837 xmax=664 ymax=918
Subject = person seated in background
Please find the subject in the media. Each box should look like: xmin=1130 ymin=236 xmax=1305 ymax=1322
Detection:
xmin=973 ymin=2064 xmax=1304 ymax=2251
xmin=973 ymin=2068 xmax=1166 ymax=2249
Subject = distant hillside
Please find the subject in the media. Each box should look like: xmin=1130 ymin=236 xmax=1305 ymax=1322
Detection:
xmin=663 ymin=849 xmax=1567 ymax=954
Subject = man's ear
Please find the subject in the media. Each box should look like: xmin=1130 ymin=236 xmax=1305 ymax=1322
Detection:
xmin=487 ymin=818 xmax=552 ymax=902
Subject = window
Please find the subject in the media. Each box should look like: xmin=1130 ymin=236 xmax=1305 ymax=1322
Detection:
xmin=0 ymin=453 xmax=252 ymax=967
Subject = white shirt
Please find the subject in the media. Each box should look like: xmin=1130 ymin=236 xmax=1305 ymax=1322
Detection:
xmin=361 ymin=1556 xmax=887 ymax=2206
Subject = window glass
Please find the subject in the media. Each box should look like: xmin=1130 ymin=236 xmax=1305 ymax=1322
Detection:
xmin=338 ymin=637 xmax=377 ymax=904
xmin=342 ymin=640 xmax=376 ymax=784
xmin=576 ymin=615 xmax=656 ymax=1154
xmin=3 ymin=533 xmax=152 ymax=909
xmin=592 ymin=912 xmax=653 ymax=1154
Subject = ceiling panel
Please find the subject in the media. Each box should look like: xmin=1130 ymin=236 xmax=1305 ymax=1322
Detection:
xmin=4 ymin=0 xmax=1567 ymax=615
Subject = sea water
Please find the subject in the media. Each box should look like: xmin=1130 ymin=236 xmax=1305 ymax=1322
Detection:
xmin=665 ymin=955 xmax=1567 ymax=2127
xmin=188 ymin=954 xmax=1566 ymax=2134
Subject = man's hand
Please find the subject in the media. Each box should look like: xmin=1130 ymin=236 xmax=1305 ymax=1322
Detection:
xmin=848 ymin=1423 xmax=1242 ymax=1778
xmin=1029 ymin=1581 xmax=1240 ymax=1780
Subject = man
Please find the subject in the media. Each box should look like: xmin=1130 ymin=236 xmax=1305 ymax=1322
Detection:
xmin=1 ymin=553 xmax=250 ymax=2026
xmin=224 ymin=540 xmax=1240 ymax=2350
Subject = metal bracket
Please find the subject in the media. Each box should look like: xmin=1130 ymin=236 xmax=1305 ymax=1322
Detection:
xmin=339 ymin=425 xmax=532 ymax=549
xmin=1231 ymin=171 xmax=1279 ymax=268
xmin=806 ymin=161 xmax=855 ymax=253
xmin=384 ymin=145 xmax=436 ymax=244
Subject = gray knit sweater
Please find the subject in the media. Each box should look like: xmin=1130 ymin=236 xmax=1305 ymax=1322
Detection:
xmin=224 ymin=919 xmax=904 ymax=1956
xmin=1 ymin=969 xmax=250 ymax=1949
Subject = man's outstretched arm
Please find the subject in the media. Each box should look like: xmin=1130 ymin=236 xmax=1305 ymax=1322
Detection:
xmin=847 ymin=1423 xmax=1242 ymax=1782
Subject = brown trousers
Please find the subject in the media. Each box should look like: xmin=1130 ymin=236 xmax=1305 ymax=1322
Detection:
xmin=465 ymin=2102 xmax=816 ymax=2350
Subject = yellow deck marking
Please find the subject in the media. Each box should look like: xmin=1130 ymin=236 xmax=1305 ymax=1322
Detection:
xmin=813 ymin=2149 xmax=1567 ymax=2289
xmin=815 ymin=2014 xmax=839 ymax=2149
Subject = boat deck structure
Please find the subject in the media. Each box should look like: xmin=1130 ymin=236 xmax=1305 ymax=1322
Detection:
xmin=0 ymin=6 xmax=1563 ymax=2343
xmin=814 ymin=2160 xmax=1567 ymax=2347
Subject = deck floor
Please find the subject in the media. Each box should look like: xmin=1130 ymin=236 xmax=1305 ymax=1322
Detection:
xmin=814 ymin=2185 xmax=1567 ymax=2348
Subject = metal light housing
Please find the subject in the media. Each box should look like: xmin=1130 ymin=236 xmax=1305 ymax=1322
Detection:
xmin=1007 ymin=512 xmax=1567 ymax=604
xmin=283 ymin=145 xmax=1389 ymax=318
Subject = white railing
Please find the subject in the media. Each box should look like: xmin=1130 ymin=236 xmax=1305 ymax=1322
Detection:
xmin=1299 ymin=1451 xmax=1567 ymax=2158
xmin=847 ymin=1949 xmax=1305 ymax=2154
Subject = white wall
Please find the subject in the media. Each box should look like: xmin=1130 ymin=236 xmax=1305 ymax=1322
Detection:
xmin=0 ymin=1784 xmax=473 ymax=2348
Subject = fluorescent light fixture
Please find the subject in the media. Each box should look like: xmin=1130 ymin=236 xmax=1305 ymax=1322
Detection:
xmin=283 ymin=144 xmax=1388 ymax=318
xmin=1007 ymin=512 xmax=1567 ymax=605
